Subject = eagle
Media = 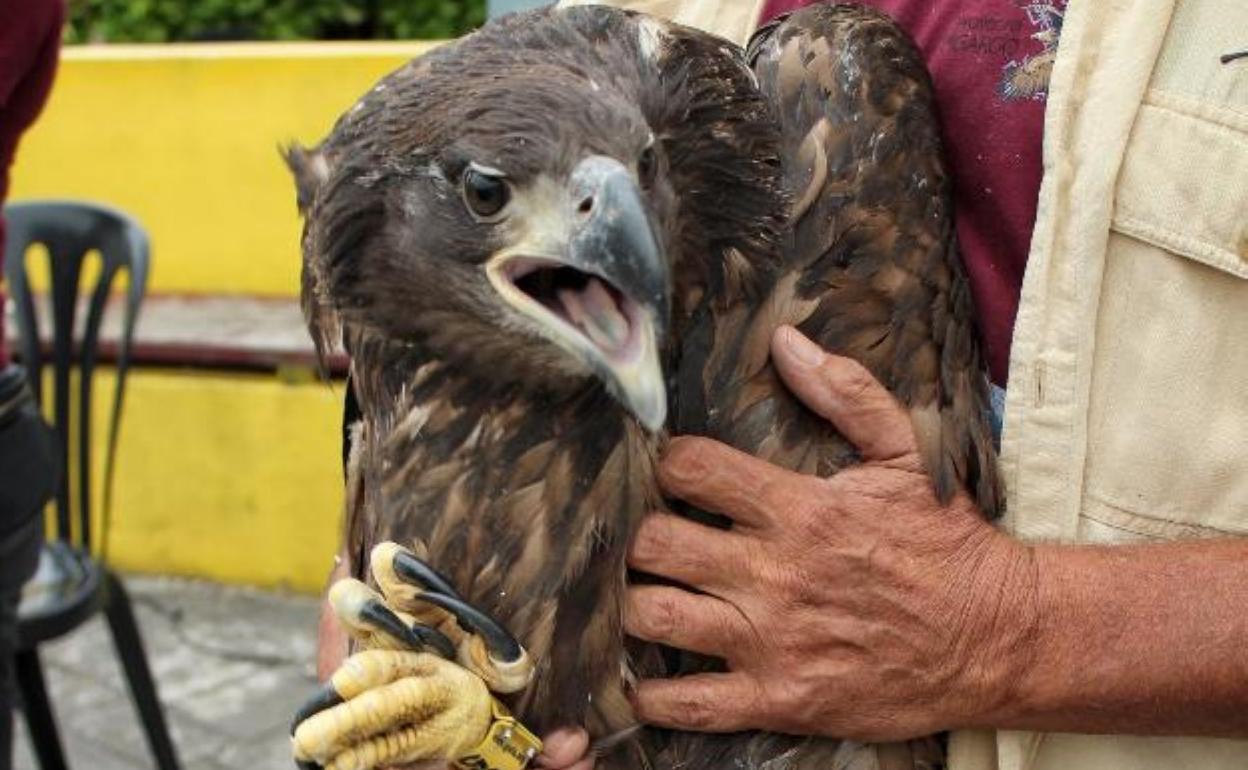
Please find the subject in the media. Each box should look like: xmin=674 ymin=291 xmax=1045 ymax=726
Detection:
xmin=284 ymin=4 xmax=1000 ymax=770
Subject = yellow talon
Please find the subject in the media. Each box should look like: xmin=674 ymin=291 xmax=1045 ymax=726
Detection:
xmin=327 ymin=580 xmax=404 ymax=650
xmin=292 ymin=651 xmax=493 ymax=766
xmin=329 ymin=649 xmax=448 ymax=701
xmin=462 ymin=634 xmax=534 ymax=694
xmin=368 ymin=542 xmax=536 ymax=693
xmin=294 ymin=542 xmax=540 ymax=770
xmin=326 ymin=723 xmax=445 ymax=770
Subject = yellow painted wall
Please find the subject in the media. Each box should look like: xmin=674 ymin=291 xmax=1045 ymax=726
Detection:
xmin=8 ymin=44 xmax=451 ymax=591
xmin=10 ymin=41 xmax=438 ymax=297
xmin=83 ymin=368 xmax=347 ymax=593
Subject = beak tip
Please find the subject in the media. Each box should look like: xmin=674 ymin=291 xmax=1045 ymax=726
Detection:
xmin=634 ymin=395 xmax=667 ymax=434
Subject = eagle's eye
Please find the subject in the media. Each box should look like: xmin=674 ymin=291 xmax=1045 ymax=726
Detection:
xmin=462 ymin=166 xmax=510 ymax=220
xmin=637 ymin=145 xmax=657 ymax=190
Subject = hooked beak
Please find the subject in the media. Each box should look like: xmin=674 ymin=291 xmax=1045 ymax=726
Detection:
xmin=486 ymin=155 xmax=669 ymax=431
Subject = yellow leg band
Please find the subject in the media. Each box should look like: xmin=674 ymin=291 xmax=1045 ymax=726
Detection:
xmin=452 ymin=699 xmax=544 ymax=770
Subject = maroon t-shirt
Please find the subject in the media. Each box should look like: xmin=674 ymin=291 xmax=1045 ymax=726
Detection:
xmin=0 ymin=0 xmax=64 ymax=367
xmin=761 ymin=0 xmax=1065 ymax=385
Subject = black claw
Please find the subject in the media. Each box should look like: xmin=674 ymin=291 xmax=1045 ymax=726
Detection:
xmin=291 ymin=682 xmax=344 ymax=735
xmin=414 ymin=591 xmax=523 ymax=663
xmin=295 ymin=760 xmax=322 ymax=770
xmin=392 ymin=550 xmax=462 ymax=600
xmin=360 ymin=599 xmax=457 ymax=659
xmin=410 ymin=622 xmax=458 ymax=659
xmin=390 ymin=550 xmax=522 ymax=662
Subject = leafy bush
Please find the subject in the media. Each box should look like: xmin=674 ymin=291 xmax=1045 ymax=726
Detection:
xmin=66 ymin=0 xmax=486 ymax=43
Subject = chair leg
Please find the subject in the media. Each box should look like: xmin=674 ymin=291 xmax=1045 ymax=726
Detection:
xmin=14 ymin=647 xmax=68 ymax=770
xmin=102 ymin=571 xmax=180 ymax=770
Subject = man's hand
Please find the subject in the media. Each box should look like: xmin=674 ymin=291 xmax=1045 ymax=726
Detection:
xmin=626 ymin=325 xmax=1248 ymax=742
xmin=625 ymin=325 xmax=1036 ymax=741
xmin=317 ymin=550 xmax=352 ymax=680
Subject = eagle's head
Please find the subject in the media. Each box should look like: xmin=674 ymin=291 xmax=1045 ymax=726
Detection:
xmin=287 ymin=8 xmax=781 ymax=432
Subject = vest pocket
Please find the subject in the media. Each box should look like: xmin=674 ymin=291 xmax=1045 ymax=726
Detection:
xmin=1081 ymin=92 xmax=1248 ymax=537
xmin=1113 ymin=91 xmax=1248 ymax=280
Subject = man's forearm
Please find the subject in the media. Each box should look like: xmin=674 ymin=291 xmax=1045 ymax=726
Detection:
xmin=982 ymin=537 xmax=1248 ymax=736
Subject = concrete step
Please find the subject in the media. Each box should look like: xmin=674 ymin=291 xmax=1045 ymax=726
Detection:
xmin=13 ymin=575 xmax=320 ymax=770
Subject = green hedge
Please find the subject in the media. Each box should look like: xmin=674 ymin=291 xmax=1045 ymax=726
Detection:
xmin=66 ymin=0 xmax=486 ymax=43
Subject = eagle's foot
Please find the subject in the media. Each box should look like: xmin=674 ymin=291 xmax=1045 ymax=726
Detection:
xmin=369 ymin=542 xmax=533 ymax=693
xmin=291 ymin=542 xmax=539 ymax=770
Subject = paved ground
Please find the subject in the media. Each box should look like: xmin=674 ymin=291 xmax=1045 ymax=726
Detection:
xmin=13 ymin=576 xmax=321 ymax=770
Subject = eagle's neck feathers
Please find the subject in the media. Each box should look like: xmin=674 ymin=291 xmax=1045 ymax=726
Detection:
xmin=352 ymin=342 xmax=660 ymax=735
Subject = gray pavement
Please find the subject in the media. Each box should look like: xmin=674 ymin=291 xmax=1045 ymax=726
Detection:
xmin=12 ymin=576 xmax=321 ymax=770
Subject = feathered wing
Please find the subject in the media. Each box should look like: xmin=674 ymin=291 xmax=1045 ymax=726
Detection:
xmin=660 ymin=5 xmax=1002 ymax=770
xmin=685 ymin=3 xmax=1001 ymax=516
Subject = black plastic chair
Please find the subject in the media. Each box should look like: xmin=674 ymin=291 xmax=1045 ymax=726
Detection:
xmin=3 ymin=200 xmax=179 ymax=770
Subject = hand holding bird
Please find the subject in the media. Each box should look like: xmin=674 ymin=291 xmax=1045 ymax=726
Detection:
xmin=536 ymin=326 xmax=1024 ymax=770
xmin=626 ymin=326 xmax=1032 ymax=743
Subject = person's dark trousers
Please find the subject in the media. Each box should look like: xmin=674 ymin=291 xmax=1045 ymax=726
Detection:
xmin=0 ymin=365 xmax=59 ymax=770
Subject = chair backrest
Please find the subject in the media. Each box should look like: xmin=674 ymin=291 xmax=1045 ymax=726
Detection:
xmin=3 ymin=200 xmax=149 ymax=556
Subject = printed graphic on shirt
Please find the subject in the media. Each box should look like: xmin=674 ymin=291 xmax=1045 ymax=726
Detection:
xmin=945 ymin=1 xmax=1066 ymax=102
xmin=998 ymin=2 xmax=1064 ymax=101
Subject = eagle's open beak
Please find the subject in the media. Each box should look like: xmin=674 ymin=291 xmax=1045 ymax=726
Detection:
xmin=486 ymin=155 xmax=669 ymax=431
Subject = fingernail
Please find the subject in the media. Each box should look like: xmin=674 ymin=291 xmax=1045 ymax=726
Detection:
xmin=781 ymin=326 xmax=823 ymax=367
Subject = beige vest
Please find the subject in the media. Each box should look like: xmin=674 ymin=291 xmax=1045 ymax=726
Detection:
xmin=561 ymin=0 xmax=1248 ymax=766
xmin=953 ymin=0 xmax=1248 ymax=768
